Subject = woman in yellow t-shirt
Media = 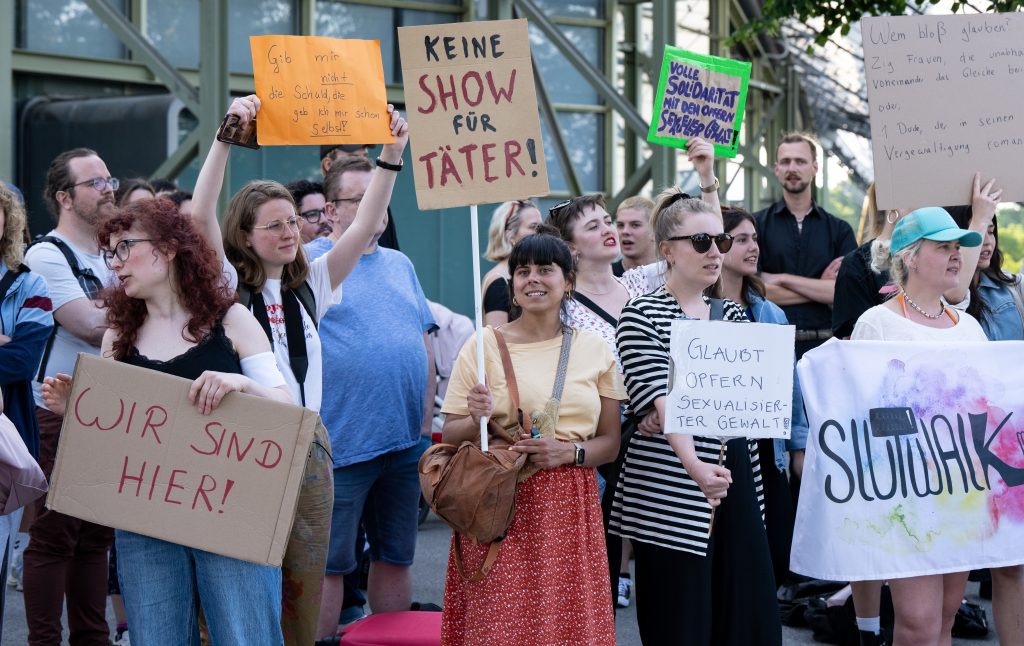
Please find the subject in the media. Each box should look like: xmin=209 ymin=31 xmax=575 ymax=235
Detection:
xmin=440 ymin=226 xmax=626 ymax=645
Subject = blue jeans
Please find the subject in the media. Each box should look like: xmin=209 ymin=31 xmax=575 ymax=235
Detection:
xmin=116 ymin=530 xmax=283 ymax=646
xmin=326 ymin=439 xmax=426 ymax=576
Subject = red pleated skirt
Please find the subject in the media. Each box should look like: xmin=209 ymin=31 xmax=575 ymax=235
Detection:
xmin=440 ymin=465 xmax=615 ymax=646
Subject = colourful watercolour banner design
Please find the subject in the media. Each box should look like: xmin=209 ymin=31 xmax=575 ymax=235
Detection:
xmin=793 ymin=339 xmax=1024 ymax=581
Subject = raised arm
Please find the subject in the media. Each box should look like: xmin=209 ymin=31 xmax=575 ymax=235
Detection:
xmin=946 ymin=172 xmax=1001 ymax=305
xmin=191 ymin=96 xmax=262 ymax=262
xmin=323 ymin=105 xmax=409 ymax=289
xmin=686 ymin=137 xmax=721 ymax=215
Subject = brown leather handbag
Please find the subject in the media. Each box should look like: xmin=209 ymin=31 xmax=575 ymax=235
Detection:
xmin=419 ymin=328 xmax=568 ymax=581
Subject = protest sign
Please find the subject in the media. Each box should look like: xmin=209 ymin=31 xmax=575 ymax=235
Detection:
xmin=397 ymin=19 xmax=549 ymax=210
xmin=665 ymin=321 xmax=794 ymax=439
xmin=862 ymin=13 xmax=1024 ymax=209
xmin=47 ymin=354 xmax=316 ymax=566
xmin=793 ymin=340 xmax=1024 ymax=581
xmin=250 ymin=35 xmax=394 ymax=146
xmin=647 ymin=48 xmax=751 ymax=158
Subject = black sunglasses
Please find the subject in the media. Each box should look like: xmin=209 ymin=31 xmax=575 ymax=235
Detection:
xmin=548 ymin=198 xmax=575 ymax=219
xmin=666 ymin=232 xmax=734 ymax=254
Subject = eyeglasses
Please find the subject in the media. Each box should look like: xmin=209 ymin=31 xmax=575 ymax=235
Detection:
xmin=102 ymin=238 xmax=154 ymax=269
xmin=299 ymin=208 xmax=325 ymax=224
xmin=329 ymin=195 xmax=363 ymax=207
xmin=67 ymin=177 xmax=120 ymax=192
xmin=252 ymin=216 xmax=301 ymax=235
xmin=666 ymin=233 xmax=734 ymax=254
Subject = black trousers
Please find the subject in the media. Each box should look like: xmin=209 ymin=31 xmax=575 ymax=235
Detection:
xmin=758 ymin=438 xmax=795 ymax=586
xmin=632 ymin=438 xmax=781 ymax=646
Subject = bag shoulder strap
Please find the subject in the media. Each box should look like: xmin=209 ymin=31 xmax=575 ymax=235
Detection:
xmin=242 ymin=282 xmax=312 ymax=406
xmin=30 ymin=236 xmax=103 ymax=298
xmin=293 ymin=281 xmax=318 ymax=331
xmin=550 ymin=329 xmax=573 ymax=401
xmin=571 ymin=292 xmax=618 ymax=328
xmin=708 ymin=297 xmax=726 ymax=321
xmin=490 ymin=327 xmax=531 ymax=437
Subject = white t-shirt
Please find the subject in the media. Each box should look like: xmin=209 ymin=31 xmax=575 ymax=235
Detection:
xmin=24 ymin=232 xmax=114 ymax=409
xmin=224 ymin=257 xmax=340 ymax=412
xmin=851 ymin=303 xmax=987 ymax=342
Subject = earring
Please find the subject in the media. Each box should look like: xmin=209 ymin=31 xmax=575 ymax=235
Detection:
xmin=886 ymin=210 xmax=900 ymax=224
xmin=512 ymin=295 xmax=519 ymax=307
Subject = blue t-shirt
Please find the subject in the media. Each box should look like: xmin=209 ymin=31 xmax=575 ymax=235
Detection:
xmin=312 ymin=242 xmax=437 ymax=467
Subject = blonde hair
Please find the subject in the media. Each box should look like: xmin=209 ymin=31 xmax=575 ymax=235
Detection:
xmin=870 ymin=238 xmax=921 ymax=290
xmin=484 ymin=200 xmax=537 ymax=262
xmin=616 ymin=195 xmax=654 ymax=219
xmin=0 ymin=185 xmax=28 ymax=270
xmin=650 ymin=188 xmax=719 ymax=262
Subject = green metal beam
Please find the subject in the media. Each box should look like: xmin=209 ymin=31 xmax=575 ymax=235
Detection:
xmin=0 ymin=0 xmax=13 ymax=180
xmin=611 ymin=156 xmax=653 ymax=209
xmin=82 ymin=0 xmax=200 ymax=115
xmin=649 ymin=0 xmax=675 ymax=192
xmin=151 ymin=128 xmax=200 ymax=181
xmin=199 ymin=0 xmax=229 ymax=215
xmin=532 ymin=59 xmax=582 ymax=197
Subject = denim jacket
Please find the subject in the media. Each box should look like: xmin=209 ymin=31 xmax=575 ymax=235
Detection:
xmin=746 ymin=290 xmax=810 ymax=472
xmin=977 ymin=273 xmax=1024 ymax=341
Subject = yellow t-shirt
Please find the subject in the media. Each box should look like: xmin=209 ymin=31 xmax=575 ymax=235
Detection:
xmin=442 ymin=327 xmax=626 ymax=442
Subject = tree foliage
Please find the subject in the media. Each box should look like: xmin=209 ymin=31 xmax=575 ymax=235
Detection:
xmin=731 ymin=0 xmax=1024 ymax=48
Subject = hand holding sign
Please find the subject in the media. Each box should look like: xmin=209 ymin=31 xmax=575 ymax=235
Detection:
xmin=42 ymin=373 xmax=73 ymax=416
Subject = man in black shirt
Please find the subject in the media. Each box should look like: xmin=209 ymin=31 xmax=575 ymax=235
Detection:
xmin=754 ymin=132 xmax=856 ymax=357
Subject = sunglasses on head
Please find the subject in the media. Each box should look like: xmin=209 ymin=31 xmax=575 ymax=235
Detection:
xmin=666 ymin=232 xmax=734 ymax=253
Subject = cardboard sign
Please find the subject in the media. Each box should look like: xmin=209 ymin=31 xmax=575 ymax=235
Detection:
xmin=862 ymin=13 xmax=1024 ymax=210
xmin=665 ymin=321 xmax=795 ymax=439
xmin=647 ymin=48 xmax=751 ymax=158
xmin=250 ymin=35 xmax=395 ymax=146
xmin=397 ymin=19 xmax=549 ymax=210
xmin=794 ymin=340 xmax=1024 ymax=580
xmin=47 ymin=354 xmax=316 ymax=566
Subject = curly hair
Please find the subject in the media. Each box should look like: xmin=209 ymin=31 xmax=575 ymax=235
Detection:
xmin=98 ymin=199 xmax=234 ymax=361
xmin=1 ymin=185 xmax=29 ymax=270
xmin=222 ymin=181 xmax=309 ymax=291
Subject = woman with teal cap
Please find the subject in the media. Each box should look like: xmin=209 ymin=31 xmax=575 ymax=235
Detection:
xmin=851 ymin=206 xmax=984 ymax=646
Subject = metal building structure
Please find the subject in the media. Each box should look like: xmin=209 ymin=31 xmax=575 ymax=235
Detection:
xmin=0 ymin=0 xmax=823 ymax=315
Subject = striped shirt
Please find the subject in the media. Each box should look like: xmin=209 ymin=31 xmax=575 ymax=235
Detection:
xmin=609 ymin=287 xmax=764 ymax=556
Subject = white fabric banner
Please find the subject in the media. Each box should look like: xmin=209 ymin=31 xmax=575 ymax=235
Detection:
xmin=666 ymin=320 xmax=794 ymax=439
xmin=793 ymin=339 xmax=1024 ymax=581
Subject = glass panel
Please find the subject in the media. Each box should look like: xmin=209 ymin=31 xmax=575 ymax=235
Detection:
xmin=315 ymin=3 xmax=459 ymax=84
xmin=20 ymin=0 xmax=128 ymax=59
xmin=230 ymin=0 xmax=296 ymax=73
xmin=146 ymin=0 xmax=200 ymax=68
xmin=531 ymin=0 xmax=603 ymax=20
xmin=529 ymin=24 xmax=603 ymax=105
xmin=540 ymin=111 xmax=604 ymax=193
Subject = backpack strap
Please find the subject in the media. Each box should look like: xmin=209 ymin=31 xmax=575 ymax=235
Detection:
xmin=242 ymin=282 xmax=315 ymax=407
xmin=29 ymin=237 xmax=105 ymax=383
xmin=294 ymin=281 xmax=318 ymax=331
xmin=0 ymin=264 xmax=26 ymax=304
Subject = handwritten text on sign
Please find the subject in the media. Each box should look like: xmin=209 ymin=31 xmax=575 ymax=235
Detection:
xmin=862 ymin=13 xmax=1024 ymax=209
xmin=250 ymin=35 xmax=394 ymax=146
xmin=665 ymin=321 xmax=794 ymax=439
xmin=47 ymin=355 xmax=314 ymax=566
xmin=648 ymin=48 xmax=751 ymax=159
xmin=398 ymin=19 xmax=549 ymax=210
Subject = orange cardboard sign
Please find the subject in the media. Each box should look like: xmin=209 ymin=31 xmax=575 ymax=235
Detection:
xmin=250 ymin=35 xmax=395 ymax=146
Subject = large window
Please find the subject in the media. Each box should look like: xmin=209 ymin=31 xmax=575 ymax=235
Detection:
xmin=18 ymin=0 xmax=129 ymax=59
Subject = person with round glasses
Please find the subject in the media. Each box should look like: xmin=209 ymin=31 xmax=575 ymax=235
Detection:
xmin=611 ymin=189 xmax=782 ymax=645
xmin=189 ymin=94 xmax=409 ymax=644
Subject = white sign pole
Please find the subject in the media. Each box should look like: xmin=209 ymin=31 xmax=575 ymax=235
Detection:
xmin=469 ymin=204 xmax=489 ymax=452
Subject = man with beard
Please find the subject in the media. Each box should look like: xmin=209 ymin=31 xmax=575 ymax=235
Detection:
xmin=22 ymin=148 xmax=116 ymax=646
xmin=286 ymin=179 xmax=332 ymax=243
xmin=754 ymin=132 xmax=856 ymax=358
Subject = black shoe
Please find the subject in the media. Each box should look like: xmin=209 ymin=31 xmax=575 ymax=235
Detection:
xmin=314 ymin=638 xmax=341 ymax=646
xmin=859 ymin=630 xmax=886 ymax=646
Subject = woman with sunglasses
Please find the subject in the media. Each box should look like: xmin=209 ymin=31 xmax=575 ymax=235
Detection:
xmin=43 ymin=198 xmax=293 ymax=644
xmin=717 ymin=206 xmax=809 ymax=588
xmin=481 ymin=199 xmax=543 ymax=326
xmin=189 ymin=95 xmax=409 ymax=645
xmin=611 ymin=190 xmax=781 ymax=645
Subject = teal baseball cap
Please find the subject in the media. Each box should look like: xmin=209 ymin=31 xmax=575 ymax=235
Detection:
xmin=890 ymin=207 xmax=982 ymax=254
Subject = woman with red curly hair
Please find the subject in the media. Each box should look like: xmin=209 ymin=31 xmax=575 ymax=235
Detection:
xmin=44 ymin=198 xmax=292 ymax=645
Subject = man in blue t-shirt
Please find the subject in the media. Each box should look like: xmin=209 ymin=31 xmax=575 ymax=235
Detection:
xmin=308 ymin=156 xmax=436 ymax=639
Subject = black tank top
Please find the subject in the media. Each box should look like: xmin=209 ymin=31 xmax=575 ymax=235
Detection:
xmin=122 ymin=323 xmax=241 ymax=380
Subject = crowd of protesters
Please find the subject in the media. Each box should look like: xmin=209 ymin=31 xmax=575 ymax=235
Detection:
xmin=0 ymin=80 xmax=1021 ymax=646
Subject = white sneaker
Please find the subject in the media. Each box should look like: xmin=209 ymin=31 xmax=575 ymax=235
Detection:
xmin=616 ymin=576 xmax=633 ymax=608
xmin=113 ymin=629 xmax=131 ymax=645
xmin=6 ymin=573 xmax=22 ymax=591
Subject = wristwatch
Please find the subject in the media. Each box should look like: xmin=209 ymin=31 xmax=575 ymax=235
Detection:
xmin=573 ymin=443 xmax=586 ymax=466
xmin=699 ymin=177 xmax=720 ymax=193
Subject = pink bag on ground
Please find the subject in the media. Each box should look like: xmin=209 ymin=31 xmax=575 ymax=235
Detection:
xmin=0 ymin=413 xmax=48 ymax=514
xmin=339 ymin=611 xmax=441 ymax=646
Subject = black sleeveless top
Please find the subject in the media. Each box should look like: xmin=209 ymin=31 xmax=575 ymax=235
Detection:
xmin=122 ymin=324 xmax=241 ymax=380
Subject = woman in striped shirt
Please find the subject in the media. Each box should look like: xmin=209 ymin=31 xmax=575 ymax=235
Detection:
xmin=611 ymin=190 xmax=781 ymax=645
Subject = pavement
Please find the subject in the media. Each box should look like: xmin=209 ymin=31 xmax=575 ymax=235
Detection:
xmin=1 ymin=515 xmax=1000 ymax=644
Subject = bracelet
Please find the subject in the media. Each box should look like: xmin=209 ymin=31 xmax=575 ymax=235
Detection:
xmin=375 ymin=157 xmax=403 ymax=172
xmin=699 ymin=177 xmax=720 ymax=193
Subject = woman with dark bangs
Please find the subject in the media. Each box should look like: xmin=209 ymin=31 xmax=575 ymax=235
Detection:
xmin=43 ymin=198 xmax=293 ymax=645
xmin=440 ymin=226 xmax=625 ymax=644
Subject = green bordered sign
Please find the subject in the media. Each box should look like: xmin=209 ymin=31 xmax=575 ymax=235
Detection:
xmin=648 ymin=48 xmax=751 ymax=159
